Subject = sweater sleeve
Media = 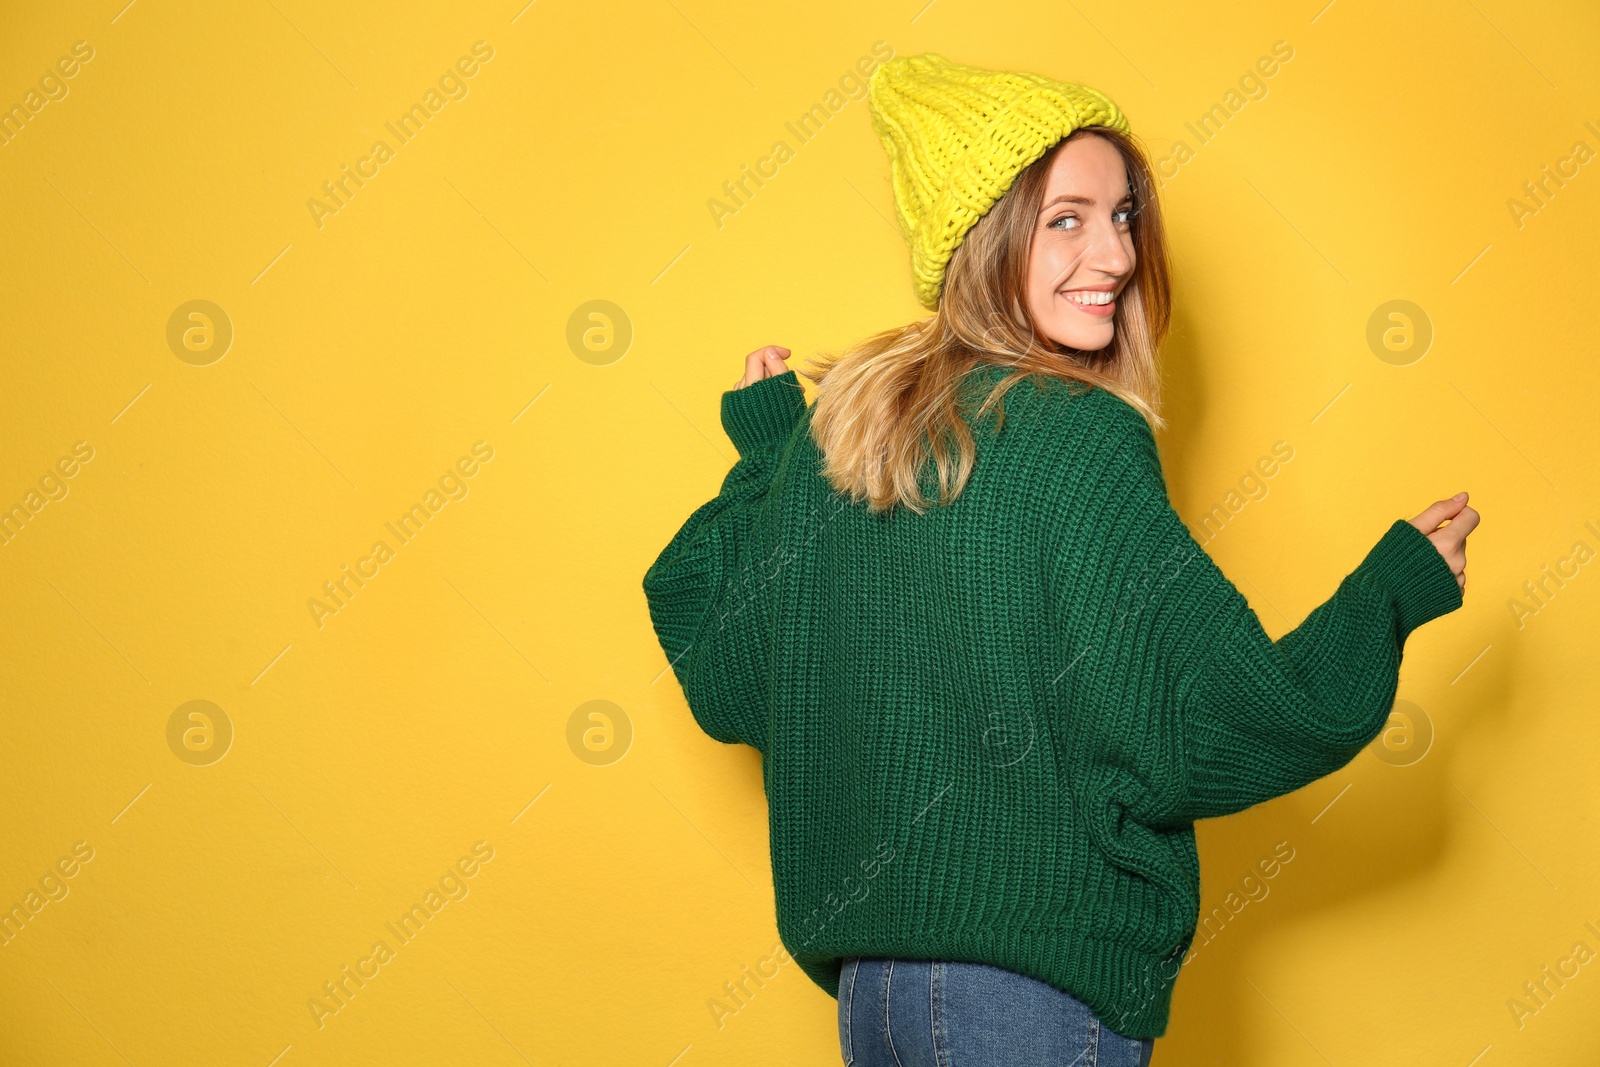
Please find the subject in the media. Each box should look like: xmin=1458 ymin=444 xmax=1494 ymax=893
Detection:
xmin=642 ymin=370 xmax=809 ymax=750
xmin=1045 ymin=390 xmax=1464 ymax=828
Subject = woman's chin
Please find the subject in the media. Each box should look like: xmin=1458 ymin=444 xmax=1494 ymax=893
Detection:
xmin=1042 ymin=326 xmax=1115 ymax=353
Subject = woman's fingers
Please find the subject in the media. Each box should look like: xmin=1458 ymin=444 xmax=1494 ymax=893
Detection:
xmin=1409 ymin=492 xmax=1469 ymax=535
xmin=1406 ymin=493 xmax=1479 ymax=593
xmin=735 ymin=345 xmax=792 ymax=389
xmin=736 ymin=349 xmax=765 ymax=388
xmin=1455 ymin=503 xmax=1482 ymax=535
xmin=1440 ymin=504 xmax=1481 ymax=549
xmin=1424 ymin=503 xmax=1479 ymax=591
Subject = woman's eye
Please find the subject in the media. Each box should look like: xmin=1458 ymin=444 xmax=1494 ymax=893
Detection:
xmin=1050 ymin=207 xmax=1134 ymax=231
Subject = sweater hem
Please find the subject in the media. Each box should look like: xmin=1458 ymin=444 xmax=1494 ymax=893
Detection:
xmin=791 ymin=921 xmax=1187 ymax=1040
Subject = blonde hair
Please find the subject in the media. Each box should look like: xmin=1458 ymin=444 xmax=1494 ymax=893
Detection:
xmin=799 ymin=127 xmax=1172 ymax=516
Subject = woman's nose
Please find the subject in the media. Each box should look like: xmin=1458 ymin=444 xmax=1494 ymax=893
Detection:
xmin=1086 ymin=224 xmax=1132 ymax=276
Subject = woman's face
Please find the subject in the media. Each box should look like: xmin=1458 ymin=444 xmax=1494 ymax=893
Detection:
xmin=1024 ymin=133 xmax=1136 ymax=353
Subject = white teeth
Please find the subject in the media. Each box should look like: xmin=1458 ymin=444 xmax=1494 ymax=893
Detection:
xmin=1065 ymin=290 xmax=1114 ymax=306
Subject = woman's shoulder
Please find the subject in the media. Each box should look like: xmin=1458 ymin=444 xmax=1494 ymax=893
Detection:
xmin=963 ymin=371 xmax=1169 ymax=519
xmin=966 ymin=364 xmax=1150 ymax=447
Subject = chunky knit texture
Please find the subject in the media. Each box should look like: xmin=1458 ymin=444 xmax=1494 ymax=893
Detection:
xmin=642 ymin=364 xmax=1463 ymax=1039
xmin=867 ymin=53 xmax=1130 ymax=310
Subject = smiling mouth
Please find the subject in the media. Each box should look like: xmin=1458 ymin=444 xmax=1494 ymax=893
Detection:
xmin=1061 ymin=289 xmax=1117 ymax=317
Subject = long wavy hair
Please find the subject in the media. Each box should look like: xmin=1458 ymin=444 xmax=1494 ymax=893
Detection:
xmin=799 ymin=126 xmax=1172 ymax=516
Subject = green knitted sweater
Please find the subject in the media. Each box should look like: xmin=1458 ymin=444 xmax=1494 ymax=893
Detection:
xmin=642 ymin=363 xmax=1463 ymax=1039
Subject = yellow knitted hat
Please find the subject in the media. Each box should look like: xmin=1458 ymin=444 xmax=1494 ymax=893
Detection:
xmin=866 ymin=53 xmax=1130 ymax=310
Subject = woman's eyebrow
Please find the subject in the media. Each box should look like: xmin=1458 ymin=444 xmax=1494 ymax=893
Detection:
xmin=1038 ymin=191 xmax=1135 ymax=215
xmin=1039 ymin=194 xmax=1095 ymax=213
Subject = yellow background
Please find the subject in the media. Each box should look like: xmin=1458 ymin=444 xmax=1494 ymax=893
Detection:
xmin=1 ymin=0 xmax=1597 ymax=1063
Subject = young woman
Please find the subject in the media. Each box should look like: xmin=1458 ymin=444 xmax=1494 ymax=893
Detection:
xmin=644 ymin=53 xmax=1477 ymax=1065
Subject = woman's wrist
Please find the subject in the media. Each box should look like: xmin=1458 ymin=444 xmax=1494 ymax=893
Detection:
xmin=1351 ymin=518 xmax=1465 ymax=639
xmin=721 ymin=370 xmax=806 ymax=456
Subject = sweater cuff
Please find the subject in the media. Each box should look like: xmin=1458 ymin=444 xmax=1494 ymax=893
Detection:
xmin=721 ymin=370 xmax=807 ymax=457
xmin=1352 ymin=518 xmax=1464 ymax=640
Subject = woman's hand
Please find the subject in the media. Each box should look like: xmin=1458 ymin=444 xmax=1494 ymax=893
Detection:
xmin=1409 ymin=492 xmax=1480 ymax=592
xmin=734 ymin=345 xmax=792 ymax=389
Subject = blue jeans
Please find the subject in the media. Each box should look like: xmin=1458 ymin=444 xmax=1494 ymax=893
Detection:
xmin=838 ymin=957 xmax=1156 ymax=1066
